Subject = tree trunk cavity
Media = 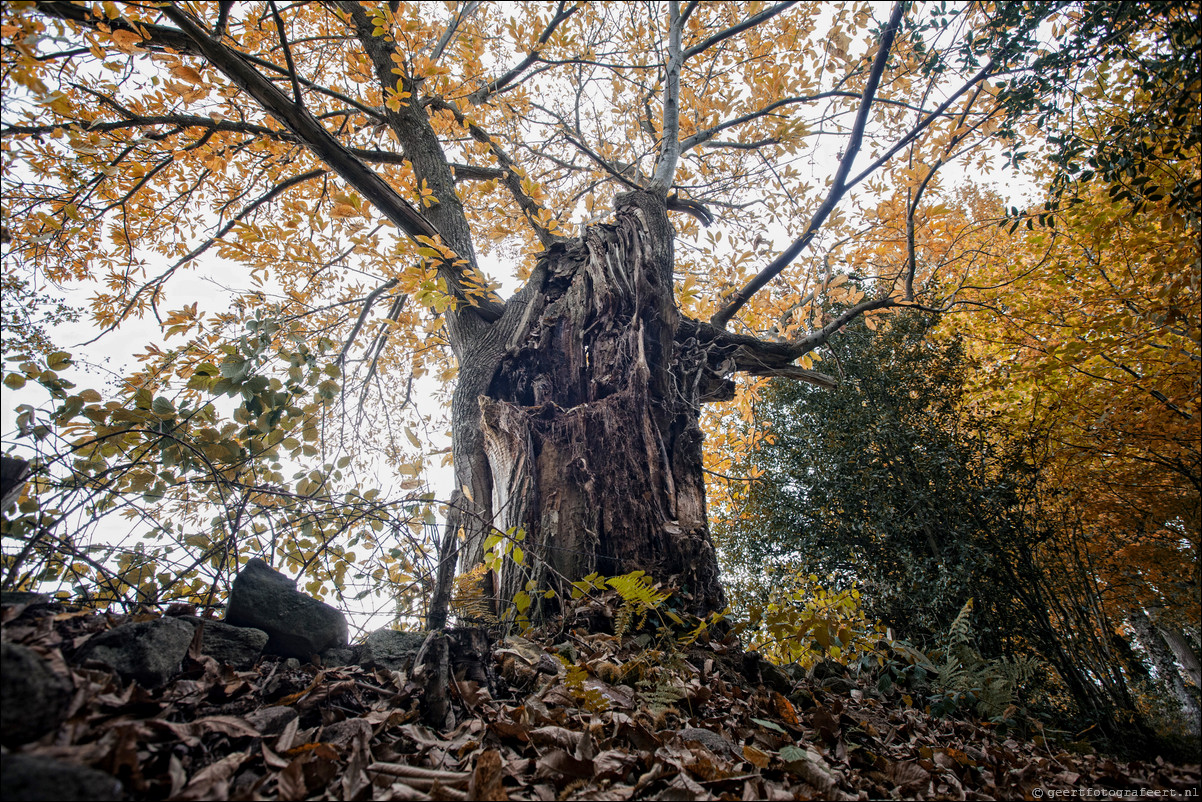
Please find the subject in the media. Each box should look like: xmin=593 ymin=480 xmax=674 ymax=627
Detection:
xmin=445 ymin=192 xmax=726 ymax=620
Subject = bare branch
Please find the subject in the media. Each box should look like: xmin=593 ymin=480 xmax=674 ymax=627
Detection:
xmin=267 ymin=0 xmax=304 ymax=106
xmin=431 ymin=1 xmax=481 ymax=63
xmin=337 ymin=278 xmax=399 ymax=366
xmin=469 ymin=2 xmax=579 ymax=105
xmin=683 ymin=1 xmax=798 ymax=60
xmin=710 ymin=1 xmax=905 ymax=329
xmin=789 ymin=296 xmax=897 ymax=356
xmin=844 ymin=61 xmax=998 ymax=190
xmin=77 ymin=168 xmax=328 ymax=345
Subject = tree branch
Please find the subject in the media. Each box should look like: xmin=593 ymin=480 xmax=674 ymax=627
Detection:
xmin=158 ymin=6 xmax=438 ymax=241
xmin=430 ymin=1 xmax=481 ymax=64
xmin=267 ymin=1 xmax=304 ymax=106
xmin=709 ymin=1 xmax=904 ymax=329
xmin=337 ymin=278 xmax=399 ymax=366
xmin=469 ymin=2 xmax=579 ymax=104
xmin=78 ymin=168 xmax=328 ymax=345
xmin=334 ymin=2 xmax=505 ymax=334
xmin=650 ymin=1 xmax=688 ymax=195
xmin=427 ymin=97 xmax=563 ymax=248
xmin=683 ymin=1 xmax=798 ymax=60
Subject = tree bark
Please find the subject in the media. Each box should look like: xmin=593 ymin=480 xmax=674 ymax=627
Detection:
xmin=1130 ymin=606 xmax=1201 ymax=735
xmin=445 ymin=192 xmax=726 ymax=619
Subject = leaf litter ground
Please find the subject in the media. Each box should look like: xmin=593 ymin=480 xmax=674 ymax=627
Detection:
xmin=2 ymin=597 xmax=1197 ymax=801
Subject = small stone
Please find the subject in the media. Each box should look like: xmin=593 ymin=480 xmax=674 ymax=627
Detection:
xmin=74 ymin=616 xmax=194 ymax=687
xmin=821 ymin=676 xmax=856 ymax=694
xmin=679 ymin=727 xmax=741 ymax=760
xmin=1 ymin=642 xmax=73 ymax=746
xmin=810 ymin=659 xmax=850 ymax=681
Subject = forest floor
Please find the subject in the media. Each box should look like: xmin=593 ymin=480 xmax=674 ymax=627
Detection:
xmin=2 ymin=595 xmax=1198 ymax=801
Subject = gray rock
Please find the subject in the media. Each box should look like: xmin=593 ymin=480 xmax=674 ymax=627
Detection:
xmin=0 ymin=591 xmax=51 ymax=607
xmin=0 ymin=753 xmax=124 ymax=801
xmin=1 ymin=454 xmax=31 ymax=512
xmin=679 ymin=727 xmax=741 ymax=760
xmin=1 ymin=642 xmax=73 ymax=746
xmin=223 ymin=558 xmax=348 ymax=659
xmin=320 ymin=644 xmax=359 ymax=667
xmin=357 ymin=629 xmax=426 ymax=672
xmin=821 ymin=676 xmax=857 ymax=694
xmin=74 ymin=616 xmax=194 ymax=687
xmin=810 ymin=658 xmax=850 ymax=681
xmin=175 ymin=617 xmax=268 ymax=669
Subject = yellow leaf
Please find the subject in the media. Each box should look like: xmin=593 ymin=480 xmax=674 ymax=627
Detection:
xmin=170 ymin=65 xmax=203 ymax=84
xmin=110 ymin=29 xmax=143 ymax=50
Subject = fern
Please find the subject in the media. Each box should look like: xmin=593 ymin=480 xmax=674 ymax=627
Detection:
xmin=947 ymin=597 xmax=975 ymax=648
xmin=929 ymin=598 xmax=1042 ymax=721
xmin=450 ymin=564 xmax=496 ymax=624
xmin=606 ymin=570 xmax=670 ymax=636
xmin=637 ymin=673 xmax=686 ymax=715
xmin=563 ymin=661 xmax=609 ymax=712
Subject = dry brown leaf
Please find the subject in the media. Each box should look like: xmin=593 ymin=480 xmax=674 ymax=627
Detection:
xmin=884 ymin=759 xmax=930 ymax=791
xmin=276 ymin=756 xmax=308 ymax=802
xmin=742 ymin=744 xmax=771 ymax=769
xmin=467 ymin=749 xmax=507 ymax=801
xmin=593 ymin=749 xmax=640 ymax=781
xmin=175 ymin=752 xmax=249 ymax=802
xmin=169 ymin=65 xmax=203 ymax=84
xmin=534 ymin=748 xmax=594 ymax=781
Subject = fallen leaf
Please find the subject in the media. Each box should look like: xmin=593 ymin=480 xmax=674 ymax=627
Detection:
xmin=468 ymin=749 xmax=508 ymax=800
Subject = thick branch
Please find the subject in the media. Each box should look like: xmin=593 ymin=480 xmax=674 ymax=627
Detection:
xmin=334 ymin=2 xmax=505 ymax=334
xmin=709 ymin=1 xmax=904 ymax=329
xmin=159 ymin=6 xmax=440 ymax=243
xmin=649 ymin=1 xmax=688 ymax=195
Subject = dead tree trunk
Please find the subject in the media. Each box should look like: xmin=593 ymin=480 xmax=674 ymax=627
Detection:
xmin=441 ymin=192 xmax=726 ymax=620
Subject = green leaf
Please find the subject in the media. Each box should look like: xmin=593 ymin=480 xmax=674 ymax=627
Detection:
xmin=751 ymin=718 xmax=787 ymax=734
xmin=779 ymin=745 xmax=807 ymax=763
xmin=151 ymin=396 xmax=176 ymax=418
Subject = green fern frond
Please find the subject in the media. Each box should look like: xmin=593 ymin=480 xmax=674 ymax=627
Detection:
xmin=607 ymin=570 xmax=670 ymax=611
xmin=947 ymin=597 xmax=974 ymax=646
xmin=638 ymin=676 xmax=685 ymax=714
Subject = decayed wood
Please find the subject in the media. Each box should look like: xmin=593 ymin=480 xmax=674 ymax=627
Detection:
xmin=468 ymin=192 xmax=725 ymax=615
